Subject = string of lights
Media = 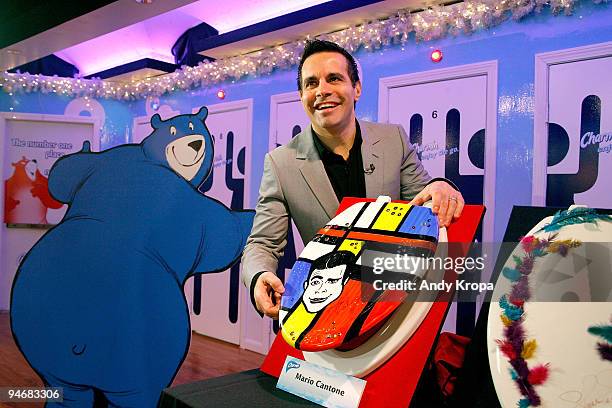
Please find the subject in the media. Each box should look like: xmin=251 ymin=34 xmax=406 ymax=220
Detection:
xmin=0 ymin=0 xmax=602 ymax=101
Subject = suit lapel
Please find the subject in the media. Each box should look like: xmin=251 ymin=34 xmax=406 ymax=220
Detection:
xmin=360 ymin=120 xmax=384 ymax=198
xmin=296 ymin=127 xmax=339 ymax=219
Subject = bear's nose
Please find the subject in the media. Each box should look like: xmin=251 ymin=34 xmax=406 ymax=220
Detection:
xmin=188 ymin=140 xmax=202 ymax=152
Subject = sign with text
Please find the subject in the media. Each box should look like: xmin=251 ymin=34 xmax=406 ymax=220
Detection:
xmin=3 ymin=118 xmax=95 ymax=227
xmin=545 ymin=54 xmax=612 ymax=207
xmin=277 ymin=356 xmax=366 ymax=408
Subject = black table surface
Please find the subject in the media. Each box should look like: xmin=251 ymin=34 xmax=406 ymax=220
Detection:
xmin=160 ymin=369 xmax=319 ymax=408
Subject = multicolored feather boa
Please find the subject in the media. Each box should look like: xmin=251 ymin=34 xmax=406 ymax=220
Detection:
xmin=588 ymin=319 xmax=612 ymax=362
xmin=539 ymin=207 xmax=612 ymax=233
xmin=497 ymin=233 xmax=582 ymax=407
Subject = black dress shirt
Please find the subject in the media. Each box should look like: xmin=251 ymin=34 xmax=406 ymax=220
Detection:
xmin=312 ymin=123 xmax=366 ymax=202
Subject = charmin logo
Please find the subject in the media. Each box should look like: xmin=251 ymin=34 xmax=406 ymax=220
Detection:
xmin=580 ymin=131 xmax=612 ymax=155
xmin=286 ymin=361 xmax=300 ymax=372
xmin=580 ymin=131 xmax=612 ymax=149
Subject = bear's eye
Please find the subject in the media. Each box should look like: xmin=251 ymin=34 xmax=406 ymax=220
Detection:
xmin=188 ymin=122 xmax=194 ymax=131
xmin=170 ymin=126 xmax=177 ymax=136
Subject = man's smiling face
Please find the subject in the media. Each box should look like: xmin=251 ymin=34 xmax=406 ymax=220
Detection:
xmin=299 ymin=51 xmax=361 ymax=136
xmin=302 ymin=264 xmax=348 ymax=313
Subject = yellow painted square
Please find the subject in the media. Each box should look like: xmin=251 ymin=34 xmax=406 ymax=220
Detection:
xmin=372 ymin=203 xmax=411 ymax=231
xmin=282 ymin=303 xmax=316 ymax=347
xmin=338 ymin=239 xmax=364 ymax=255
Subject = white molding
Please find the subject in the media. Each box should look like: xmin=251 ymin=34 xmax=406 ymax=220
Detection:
xmin=378 ymin=61 xmax=498 ymax=244
xmin=192 ymin=99 xmax=257 ymax=347
xmin=206 ymin=99 xmax=254 ymax=204
xmin=206 ymin=98 xmax=254 ymax=117
xmin=241 ymin=335 xmax=270 ymax=355
xmin=532 ymin=41 xmax=612 ymax=205
xmin=194 ymin=99 xmax=253 ymax=211
xmin=265 ymin=91 xmax=307 ymax=351
xmin=269 ymin=91 xmax=301 ymax=152
xmin=265 ymin=90 xmax=302 ymax=351
xmin=0 ymin=112 xmax=102 ymax=148
xmin=199 ymin=99 xmax=261 ymax=350
xmin=131 ymin=116 xmax=152 ymax=144
xmin=239 ymin=293 xmax=272 ymax=354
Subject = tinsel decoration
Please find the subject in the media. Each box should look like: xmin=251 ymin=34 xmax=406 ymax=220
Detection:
xmin=0 ymin=0 xmax=606 ymax=100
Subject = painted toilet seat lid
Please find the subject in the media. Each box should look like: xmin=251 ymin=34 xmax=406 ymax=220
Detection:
xmin=487 ymin=206 xmax=612 ymax=407
xmin=280 ymin=196 xmax=440 ymax=353
xmin=304 ymin=225 xmax=447 ymax=378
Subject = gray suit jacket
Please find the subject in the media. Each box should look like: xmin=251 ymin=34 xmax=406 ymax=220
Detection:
xmin=241 ymin=120 xmax=433 ymax=292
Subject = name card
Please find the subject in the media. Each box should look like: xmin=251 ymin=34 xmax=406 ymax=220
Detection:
xmin=276 ymin=356 xmax=366 ymax=408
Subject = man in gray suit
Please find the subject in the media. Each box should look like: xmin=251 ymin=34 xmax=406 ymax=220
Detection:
xmin=242 ymin=40 xmax=464 ymax=318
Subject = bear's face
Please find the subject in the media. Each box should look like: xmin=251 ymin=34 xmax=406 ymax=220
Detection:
xmin=25 ymin=159 xmax=38 ymax=181
xmin=143 ymin=107 xmax=214 ymax=187
xmin=164 ymin=127 xmax=206 ymax=181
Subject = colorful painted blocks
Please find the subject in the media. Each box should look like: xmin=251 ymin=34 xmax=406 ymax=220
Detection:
xmin=280 ymin=196 xmax=439 ymax=352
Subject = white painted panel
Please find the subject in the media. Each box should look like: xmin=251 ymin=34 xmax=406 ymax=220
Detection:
xmin=328 ymin=201 xmax=366 ymax=227
xmin=379 ymin=62 xmax=497 ymax=248
xmin=548 ymin=56 xmax=612 ymax=207
xmin=548 ymin=56 xmax=612 ymax=175
xmin=187 ymin=100 xmax=253 ymax=345
xmin=354 ymin=201 xmax=386 ymax=229
xmin=387 ymin=75 xmax=487 ymax=178
xmin=379 ymin=62 xmax=498 ymax=334
xmin=271 ymin=96 xmax=310 ymax=149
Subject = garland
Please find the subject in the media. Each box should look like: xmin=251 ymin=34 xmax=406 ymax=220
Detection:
xmin=1 ymin=0 xmax=607 ymax=100
xmin=497 ymin=234 xmax=581 ymax=407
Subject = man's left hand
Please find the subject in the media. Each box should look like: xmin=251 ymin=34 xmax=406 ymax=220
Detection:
xmin=409 ymin=181 xmax=464 ymax=227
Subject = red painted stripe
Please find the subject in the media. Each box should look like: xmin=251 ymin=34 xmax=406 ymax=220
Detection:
xmin=346 ymin=231 xmax=437 ymax=251
xmin=318 ymin=228 xmax=346 ymax=237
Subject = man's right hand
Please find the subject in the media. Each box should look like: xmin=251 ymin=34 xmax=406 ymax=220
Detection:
xmin=254 ymin=272 xmax=285 ymax=319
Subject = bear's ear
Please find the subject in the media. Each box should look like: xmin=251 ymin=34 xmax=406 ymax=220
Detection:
xmin=194 ymin=106 xmax=209 ymax=122
xmin=151 ymin=114 xmax=162 ymax=129
xmin=81 ymin=141 xmax=91 ymax=153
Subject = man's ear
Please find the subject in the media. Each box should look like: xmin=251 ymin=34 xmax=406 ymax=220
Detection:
xmin=354 ymin=80 xmax=362 ymax=102
xmin=303 ymin=280 xmax=308 ymax=290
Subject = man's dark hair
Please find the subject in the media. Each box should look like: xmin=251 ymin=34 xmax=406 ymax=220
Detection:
xmin=297 ymin=40 xmax=360 ymax=92
xmin=309 ymin=250 xmax=357 ymax=280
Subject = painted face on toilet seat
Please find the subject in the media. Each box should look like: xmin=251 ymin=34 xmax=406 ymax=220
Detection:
xmin=303 ymin=264 xmax=349 ymax=313
xmin=280 ymin=197 xmax=440 ymax=352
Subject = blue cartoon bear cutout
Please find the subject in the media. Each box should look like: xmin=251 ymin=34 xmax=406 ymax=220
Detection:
xmin=10 ymin=107 xmax=255 ymax=407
